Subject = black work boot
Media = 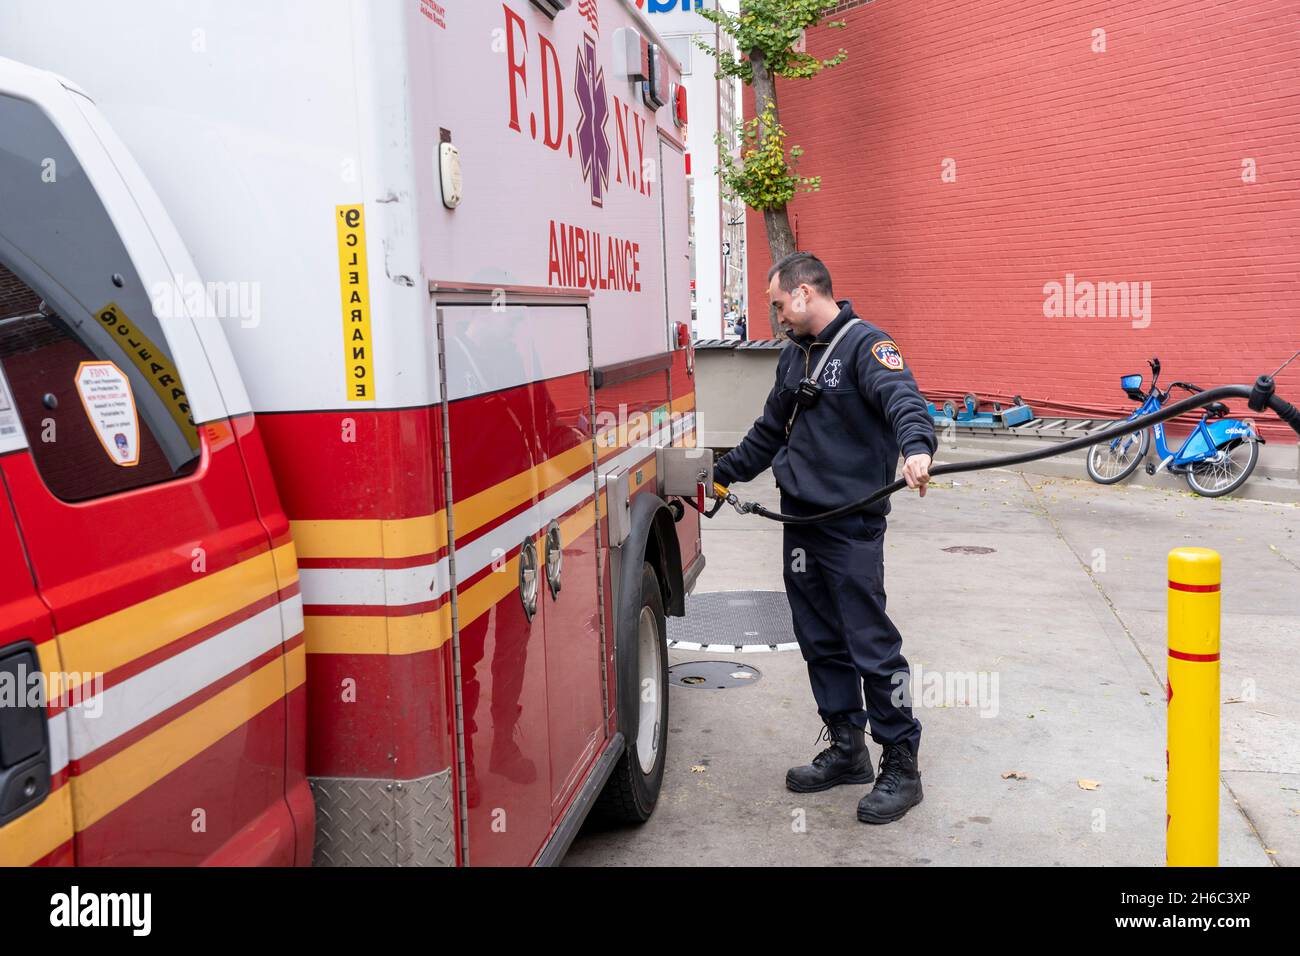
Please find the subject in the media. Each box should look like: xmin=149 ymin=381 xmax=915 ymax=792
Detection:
xmin=856 ymin=743 xmax=923 ymax=823
xmin=785 ymin=718 xmax=874 ymax=793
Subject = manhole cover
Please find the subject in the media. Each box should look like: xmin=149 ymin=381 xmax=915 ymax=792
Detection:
xmin=669 ymin=661 xmax=762 ymax=689
xmin=665 ymin=590 xmax=799 ymax=652
xmin=942 ymin=546 xmax=996 ymax=555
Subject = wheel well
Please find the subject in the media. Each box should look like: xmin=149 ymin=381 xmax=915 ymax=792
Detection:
xmin=642 ymin=504 xmax=684 ymax=617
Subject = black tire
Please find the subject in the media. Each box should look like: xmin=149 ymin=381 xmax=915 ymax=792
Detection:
xmin=593 ymin=562 xmax=669 ymax=823
xmin=1086 ymin=426 xmax=1150 ymax=484
xmin=1185 ymin=438 xmax=1259 ymax=498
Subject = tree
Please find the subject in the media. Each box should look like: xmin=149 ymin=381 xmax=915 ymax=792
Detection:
xmin=698 ymin=0 xmax=848 ymax=335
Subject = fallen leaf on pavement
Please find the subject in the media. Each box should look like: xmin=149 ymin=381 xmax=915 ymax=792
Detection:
xmin=1002 ymin=771 xmax=1027 ymax=780
xmin=1077 ymin=779 xmax=1101 ymax=791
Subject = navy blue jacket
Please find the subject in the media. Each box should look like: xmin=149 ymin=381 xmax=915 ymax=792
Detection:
xmin=713 ymin=300 xmax=937 ymax=521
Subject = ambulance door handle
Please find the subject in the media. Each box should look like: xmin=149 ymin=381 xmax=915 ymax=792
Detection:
xmin=518 ymin=537 xmax=540 ymax=622
xmin=544 ymin=520 xmax=563 ymax=600
xmin=0 ymin=643 xmax=52 ymax=826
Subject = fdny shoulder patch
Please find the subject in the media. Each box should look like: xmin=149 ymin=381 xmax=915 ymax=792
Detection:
xmin=871 ymin=339 xmax=905 ymax=371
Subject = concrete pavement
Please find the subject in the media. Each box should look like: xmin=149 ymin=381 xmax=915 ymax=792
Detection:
xmin=566 ymin=467 xmax=1299 ymax=866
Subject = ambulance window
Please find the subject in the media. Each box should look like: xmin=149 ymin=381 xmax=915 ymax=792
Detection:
xmin=0 ymin=94 xmax=201 ymax=502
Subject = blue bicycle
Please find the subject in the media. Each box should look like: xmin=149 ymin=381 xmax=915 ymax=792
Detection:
xmin=1086 ymin=357 xmax=1262 ymax=497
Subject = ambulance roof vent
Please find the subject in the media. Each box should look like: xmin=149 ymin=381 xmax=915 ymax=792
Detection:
xmin=530 ymin=0 xmax=572 ymax=18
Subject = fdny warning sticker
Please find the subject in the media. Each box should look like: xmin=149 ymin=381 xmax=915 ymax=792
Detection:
xmin=871 ymin=340 xmax=905 ymax=371
xmin=336 ymin=204 xmax=375 ymax=401
xmin=75 ymin=361 xmax=140 ymax=467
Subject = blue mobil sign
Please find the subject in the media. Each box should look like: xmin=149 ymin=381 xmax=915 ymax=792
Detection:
xmin=643 ymin=0 xmax=706 ymax=12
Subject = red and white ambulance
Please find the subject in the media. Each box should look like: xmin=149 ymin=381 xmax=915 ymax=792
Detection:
xmin=0 ymin=0 xmax=705 ymax=867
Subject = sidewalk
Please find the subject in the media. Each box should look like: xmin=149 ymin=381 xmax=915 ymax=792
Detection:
xmin=567 ymin=468 xmax=1299 ymax=866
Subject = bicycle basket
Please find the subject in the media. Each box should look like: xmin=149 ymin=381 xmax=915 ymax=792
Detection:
xmin=1120 ymin=374 xmax=1145 ymax=401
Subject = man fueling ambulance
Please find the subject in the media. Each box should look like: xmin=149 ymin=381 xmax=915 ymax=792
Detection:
xmin=712 ymin=253 xmax=937 ymax=824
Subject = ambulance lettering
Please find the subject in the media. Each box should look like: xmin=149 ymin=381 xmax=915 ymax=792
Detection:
xmin=417 ymin=0 xmax=447 ymax=28
xmin=502 ymin=2 xmax=652 ymax=205
xmin=613 ymin=96 xmax=651 ymax=198
xmin=547 ymin=220 xmax=642 ymax=292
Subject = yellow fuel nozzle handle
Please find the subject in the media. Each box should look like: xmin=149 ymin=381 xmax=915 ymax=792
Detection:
xmin=712 ymin=481 xmax=730 ymax=500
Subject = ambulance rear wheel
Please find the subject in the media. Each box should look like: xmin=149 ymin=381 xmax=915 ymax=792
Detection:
xmin=594 ymin=562 xmax=668 ymax=823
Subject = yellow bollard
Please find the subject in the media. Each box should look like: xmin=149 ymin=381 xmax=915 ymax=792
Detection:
xmin=1166 ymin=547 xmax=1221 ymax=867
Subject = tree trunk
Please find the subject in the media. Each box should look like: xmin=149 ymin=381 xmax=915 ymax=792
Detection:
xmin=749 ymin=49 xmax=796 ymax=337
xmin=761 ymin=208 xmax=797 ymax=336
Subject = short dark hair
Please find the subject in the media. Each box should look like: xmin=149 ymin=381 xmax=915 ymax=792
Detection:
xmin=768 ymin=252 xmax=833 ymax=298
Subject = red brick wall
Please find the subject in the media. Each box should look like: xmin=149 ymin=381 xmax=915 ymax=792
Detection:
xmin=744 ymin=0 xmax=1300 ymax=442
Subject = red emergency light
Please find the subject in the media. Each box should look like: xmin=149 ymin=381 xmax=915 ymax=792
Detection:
xmin=673 ymin=83 xmax=688 ymax=129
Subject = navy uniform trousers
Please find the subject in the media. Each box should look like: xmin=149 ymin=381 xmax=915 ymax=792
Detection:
xmin=781 ymin=495 xmax=922 ymax=756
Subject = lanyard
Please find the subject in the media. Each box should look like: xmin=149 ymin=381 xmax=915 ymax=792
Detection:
xmin=785 ymin=318 xmax=862 ymax=438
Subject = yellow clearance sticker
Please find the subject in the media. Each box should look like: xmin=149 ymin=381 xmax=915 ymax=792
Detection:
xmin=336 ymin=204 xmax=375 ymax=401
xmin=94 ymin=303 xmax=200 ymax=453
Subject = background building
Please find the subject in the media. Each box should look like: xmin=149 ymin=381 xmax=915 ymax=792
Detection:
xmin=648 ymin=0 xmax=746 ymax=339
xmin=743 ymin=0 xmax=1299 ymax=443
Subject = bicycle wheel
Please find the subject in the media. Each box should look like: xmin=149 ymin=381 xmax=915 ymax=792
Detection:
xmin=1086 ymin=425 xmax=1150 ymax=484
xmin=1185 ymin=438 xmax=1259 ymax=498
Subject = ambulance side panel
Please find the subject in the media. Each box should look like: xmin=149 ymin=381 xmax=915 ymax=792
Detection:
xmin=413 ymin=1 xmax=695 ymax=863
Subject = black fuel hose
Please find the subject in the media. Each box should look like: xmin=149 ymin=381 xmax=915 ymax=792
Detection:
xmin=734 ymin=376 xmax=1300 ymax=525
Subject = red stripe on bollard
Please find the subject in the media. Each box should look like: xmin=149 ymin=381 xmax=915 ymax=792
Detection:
xmin=1168 ymin=649 xmax=1220 ymax=663
xmin=1168 ymin=581 xmax=1220 ymax=593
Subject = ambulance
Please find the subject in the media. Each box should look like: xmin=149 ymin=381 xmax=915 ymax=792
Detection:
xmin=0 ymin=0 xmax=706 ymax=867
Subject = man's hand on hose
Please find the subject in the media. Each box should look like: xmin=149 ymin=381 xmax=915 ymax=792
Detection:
xmin=902 ymin=453 xmax=932 ymax=497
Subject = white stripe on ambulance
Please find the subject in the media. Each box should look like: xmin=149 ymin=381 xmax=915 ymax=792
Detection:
xmin=298 ymin=414 xmax=694 ymax=611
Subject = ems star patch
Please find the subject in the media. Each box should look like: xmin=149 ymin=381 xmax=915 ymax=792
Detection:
xmin=871 ymin=340 xmax=905 ymax=371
